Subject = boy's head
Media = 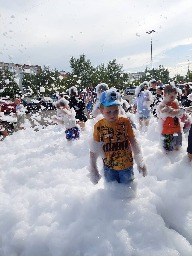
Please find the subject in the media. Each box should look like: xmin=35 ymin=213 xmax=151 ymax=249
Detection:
xmin=68 ymin=86 xmax=78 ymax=97
xmin=100 ymin=88 xmax=121 ymax=122
xmin=14 ymin=98 xmax=21 ymax=105
xmin=55 ymin=98 xmax=69 ymax=109
xmin=59 ymin=98 xmax=69 ymax=107
xmin=163 ymin=84 xmax=178 ymax=102
xmin=150 ymin=79 xmax=157 ymax=89
xmin=156 ymin=85 xmax=163 ymax=95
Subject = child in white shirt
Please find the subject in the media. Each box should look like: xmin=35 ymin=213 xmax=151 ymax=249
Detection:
xmin=14 ymin=98 xmax=26 ymax=130
xmin=53 ymin=99 xmax=80 ymax=141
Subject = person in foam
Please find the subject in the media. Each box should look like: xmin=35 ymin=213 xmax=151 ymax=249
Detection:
xmin=92 ymin=83 xmax=109 ymax=118
xmin=89 ymin=87 xmax=147 ymax=185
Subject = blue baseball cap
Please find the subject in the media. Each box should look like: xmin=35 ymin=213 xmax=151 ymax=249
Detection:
xmin=100 ymin=88 xmax=121 ymax=107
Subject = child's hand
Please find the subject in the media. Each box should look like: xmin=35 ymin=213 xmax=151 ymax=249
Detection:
xmin=89 ymin=171 xmax=101 ymax=185
xmin=161 ymin=105 xmax=172 ymax=113
xmin=138 ymin=165 xmax=147 ymax=177
xmin=188 ymin=153 xmax=192 ymax=161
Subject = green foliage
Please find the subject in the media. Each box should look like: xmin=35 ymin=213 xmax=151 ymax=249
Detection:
xmin=69 ymin=54 xmax=95 ymax=90
xmin=69 ymin=55 xmax=129 ymax=90
xmin=0 ymin=70 xmax=21 ymax=99
xmin=141 ymin=65 xmax=169 ymax=84
xmin=22 ymin=67 xmax=68 ymax=97
xmin=171 ymin=74 xmax=185 ymax=84
xmin=187 ymin=70 xmax=192 ymax=81
xmin=0 ymin=55 xmax=192 ymax=99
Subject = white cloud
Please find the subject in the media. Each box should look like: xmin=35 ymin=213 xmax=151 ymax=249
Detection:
xmin=1 ymin=0 xmax=192 ymax=76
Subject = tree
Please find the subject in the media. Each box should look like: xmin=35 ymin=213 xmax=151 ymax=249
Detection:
xmin=186 ymin=69 xmax=192 ymax=82
xmin=0 ymin=70 xmax=21 ymax=99
xmin=90 ymin=59 xmax=129 ymax=90
xmin=106 ymin=59 xmax=127 ymax=90
xmin=141 ymin=65 xmax=170 ymax=84
xmin=69 ymin=54 xmax=95 ymax=90
xmin=69 ymin=55 xmax=129 ymax=91
xmin=22 ymin=67 xmax=68 ymax=97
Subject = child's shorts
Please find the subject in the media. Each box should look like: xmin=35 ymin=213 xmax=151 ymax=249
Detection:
xmin=103 ymin=165 xmax=134 ymax=184
xmin=161 ymin=132 xmax=182 ymax=151
xmin=138 ymin=112 xmax=150 ymax=119
xmin=65 ymin=126 xmax=80 ymax=141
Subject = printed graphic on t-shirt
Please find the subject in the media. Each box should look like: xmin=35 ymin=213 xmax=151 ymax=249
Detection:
xmin=94 ymin=118 xmax=134 ymax=170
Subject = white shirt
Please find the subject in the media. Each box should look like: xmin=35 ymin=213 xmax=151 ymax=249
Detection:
xmin=58 ymin=107 xmax=77 ymax=129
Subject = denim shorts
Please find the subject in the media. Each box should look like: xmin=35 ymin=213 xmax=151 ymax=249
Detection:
xmin=65 ymin=126 xmax=80 ymax=140
xmin=138 ymin=112 xmax=150 ymax=119
xmin=103 ymin=165 xmax=134 ymax=184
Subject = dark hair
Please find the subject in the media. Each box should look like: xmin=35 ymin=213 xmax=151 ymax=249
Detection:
xmin=71 ymin=89 xmax=77 ymax=96
xmin=164 ymin=85 xmax=177 ymax=94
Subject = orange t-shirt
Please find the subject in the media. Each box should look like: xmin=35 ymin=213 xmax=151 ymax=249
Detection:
xmin=161 ymin=101 xmax=181 ymax=135
xmin=93 ymin=116 xmax=135 ymax=170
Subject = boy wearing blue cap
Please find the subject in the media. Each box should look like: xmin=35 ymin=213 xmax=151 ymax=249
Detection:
xmin=89 ymin=88 xmax=147 ymax=184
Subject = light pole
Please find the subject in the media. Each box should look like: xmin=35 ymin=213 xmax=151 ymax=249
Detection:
xmin=146 ymin=30 xmax=155 ymax=70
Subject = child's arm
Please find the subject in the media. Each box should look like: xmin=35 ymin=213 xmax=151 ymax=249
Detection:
xmin=61 ymin=108 xmax=72 ymax=116
xmin=89 ymin=138 xmax=104 ymax=184
xmin=185 ymin=106 xmax=192 ymax=113
xmin=52 ymin=115 xmax=64 ymax=125
xmin=159 ymin=101 xmax=184 ymax=118
xmin=129 ymin=137 xmax=147 ymax=177
xmin=89 ymin=151 xmax=101 ymax=184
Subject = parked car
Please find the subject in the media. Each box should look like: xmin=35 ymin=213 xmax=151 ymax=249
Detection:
xmin=125 ymin=86 xmax=137 ymax=95
xmin=22 ymin=98 xmax=41 ymax=114
xmin=0 ymin=99 xmax=16 ymax=115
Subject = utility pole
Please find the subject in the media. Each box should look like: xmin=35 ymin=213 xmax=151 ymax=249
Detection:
xmin=146 ymin=30 xmax=155 ymax=70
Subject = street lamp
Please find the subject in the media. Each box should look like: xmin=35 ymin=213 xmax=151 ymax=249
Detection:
xmin=146 ymin=30 xmax=155 ymax=70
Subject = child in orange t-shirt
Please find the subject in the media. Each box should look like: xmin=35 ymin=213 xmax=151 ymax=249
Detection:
xmin=157 ymin=84 xmax=185 ymax=152
xmin=89 ymin=88 xmax=147 ymax=184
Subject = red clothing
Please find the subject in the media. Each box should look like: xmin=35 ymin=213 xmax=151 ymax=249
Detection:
xmin=161 ymin=101 xmax=181 ymax=135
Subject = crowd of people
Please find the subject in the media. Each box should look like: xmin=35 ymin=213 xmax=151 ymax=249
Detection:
xmin=49 ymin=80 xmax=192 ymax=186
xmin=1 ymin=80 xmax=192 ymax=186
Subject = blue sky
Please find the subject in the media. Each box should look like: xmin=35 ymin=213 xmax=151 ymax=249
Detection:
xmin=1 ymin=0 xmax=192 ymax=78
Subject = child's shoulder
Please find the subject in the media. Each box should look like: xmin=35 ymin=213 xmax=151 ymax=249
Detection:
xmin=94 ymin=117 xmax=105 ymax=126
xmin=118 ymin=115 xmax=131 ymax=123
